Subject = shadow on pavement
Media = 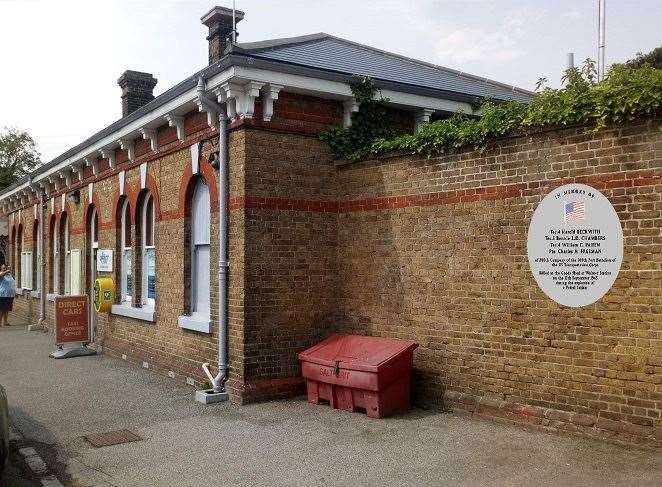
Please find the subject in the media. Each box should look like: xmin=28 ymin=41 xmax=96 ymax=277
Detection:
xmin=8 ymin=406 xmax=72 ymax=487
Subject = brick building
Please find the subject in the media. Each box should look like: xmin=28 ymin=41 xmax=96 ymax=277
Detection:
xmin=1 ymin=6 xmax=659 ymax=447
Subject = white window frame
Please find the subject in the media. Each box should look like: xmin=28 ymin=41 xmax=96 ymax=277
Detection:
xmin=18 ymin=227 xmax=24 ymax=289
xmin=70 ymin=248 xmax=81 ymax=295
xmin=35 ymin=220 xmax=42 ymax=291
xmin=120 ymin=199 xmax=132 ymax=304
xmin=21 ymin=250 xmax=32 ymax=290
xmin=53 ymin=221 xmax=59 ymax=294
xmin=191 ymin=180 xmax=211 ymax=320
xmin=91 ymin=207 xmax=99 ymax=250
xmin=141 ymin=193 xmax=155 ymax=308
xmin=63 ymin=214 xmax=71 ymax=295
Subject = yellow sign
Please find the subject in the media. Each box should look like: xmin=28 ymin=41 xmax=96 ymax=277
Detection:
xmin=94 ymin=277 xmax=115 ymax=313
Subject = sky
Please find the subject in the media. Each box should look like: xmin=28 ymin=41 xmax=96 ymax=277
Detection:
xmin=0 ymin=0 xmax=659 ymax=163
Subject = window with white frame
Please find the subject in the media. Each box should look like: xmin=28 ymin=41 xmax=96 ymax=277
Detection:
xmin=53 ymin=220 xmax=59 ymax=294
xmin=140 ymin=193 xmax=155 ymax=308
xmin=34 ymin=220 xmax=42 ymax=291
xmin=91 ymin=207 xmax=99 ymax=249
xmin=48 ymin=219 xmax=54 ymax=293
xmin=10 ymin=228 xmax=16 ymax=272
xmin=190 ymin=179 xmax=210 ymax=319
xmin=20 ymin=224 xmax=32 ymax=289
xmin=16 ymin=226 xmax=23 ymax=288
xmin=20 ymin=251 xmax=32 ymax=289
xmin=120 ymin=199 xmax=132 ymax=304
xmin=62 ymin=213 xmax=71 ymax=295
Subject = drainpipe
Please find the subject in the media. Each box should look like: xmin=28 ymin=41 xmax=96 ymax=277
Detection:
xmin=196 ymin=78 xmax=229 ymax=394
xmin=27 ymin=178 xmax=47 ymax=332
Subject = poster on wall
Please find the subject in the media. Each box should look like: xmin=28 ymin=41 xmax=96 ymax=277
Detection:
xmin=527 ymin=183 xmax=623 ymax=307
xmin=97 ymin=249 xmax=114 ymax=272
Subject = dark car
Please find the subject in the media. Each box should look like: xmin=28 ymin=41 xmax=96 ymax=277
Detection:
xmin=0 ymin=384 xmax=7 ymax=477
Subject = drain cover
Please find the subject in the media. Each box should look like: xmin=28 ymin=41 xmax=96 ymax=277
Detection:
xmin=84 ymin=429 xmax=142 ymax=448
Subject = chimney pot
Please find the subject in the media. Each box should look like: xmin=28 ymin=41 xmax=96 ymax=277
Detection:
xmin=201 ymin=6 xmax=244 ymax=65
xmin=118 ymin=70 xmax=158 ymax=117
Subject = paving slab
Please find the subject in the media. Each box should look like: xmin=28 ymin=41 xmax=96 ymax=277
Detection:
xmin=0 ymin=325 xmax=659 ymax=487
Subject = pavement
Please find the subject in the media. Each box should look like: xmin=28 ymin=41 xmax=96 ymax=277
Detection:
xmin=0 ymin=325 xmax=659 ymax=487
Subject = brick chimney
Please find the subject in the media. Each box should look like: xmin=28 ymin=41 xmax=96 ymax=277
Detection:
xmin=117 ymin=70 xmax=158 ymax=117
xmin=201 ymin=6 xmax=244 ymax=65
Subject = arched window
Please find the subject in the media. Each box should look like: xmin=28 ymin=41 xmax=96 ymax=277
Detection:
xmin=139 ymin=192 xmax=155 ymax=308
xmin=91 ymin=207 xmax=99 ymax=249
xmin=59 ymin=213 xmax=70 ymax=295
xmin=86 ymin=206 xmax=99 ymax=302
xmin=32 ymin=221 xmax=37 ymax=289
xmin=120 ymin=199 xmax=132 ymax=304
xmin=190 ymin=179 xmax=211 ymax=319
xmin=17 ymin=225 xmax=23 ymax=288
xmin=36 ymin=221 xmax=42 ymax=290
xmin=10 ymin=227 xmax=16 ymax=271
xmin=48 ymin=216 xmax=55 ymax=293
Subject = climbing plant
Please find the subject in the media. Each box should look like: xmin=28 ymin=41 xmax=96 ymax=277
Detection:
xmin=321 ymin=60 xmax=662 ymax=161
xmin=319 ymin=75 xmax=398 ymax=161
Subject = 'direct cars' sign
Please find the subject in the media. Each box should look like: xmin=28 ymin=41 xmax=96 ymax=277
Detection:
xmin=55 ymin=295 xmax=89 ymax=344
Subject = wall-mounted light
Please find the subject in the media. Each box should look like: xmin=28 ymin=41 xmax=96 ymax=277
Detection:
xmin=67 ymin=190 xmax=80 ymax=205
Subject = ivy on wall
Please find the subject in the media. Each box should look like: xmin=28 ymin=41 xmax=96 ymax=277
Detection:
xmin=321 ymin=60 xmax=662 ymax=161
xmin=319 ymin=76 xmax=398 ymax=161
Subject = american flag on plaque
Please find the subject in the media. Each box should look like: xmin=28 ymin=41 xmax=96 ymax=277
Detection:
xmin=564 ymin=201 xmax=585 ymax=223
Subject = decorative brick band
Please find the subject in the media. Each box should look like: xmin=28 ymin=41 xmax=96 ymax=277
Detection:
xmin=228 ymin=169 xmax=661 ymax=214
xmin=230 ymin=195 xmax=339 ymax=213
xmin=444 ymin=390 xmax=661 ymax=449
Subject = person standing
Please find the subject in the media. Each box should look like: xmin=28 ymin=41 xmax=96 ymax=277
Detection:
xmin=0 ymin=265 xmax=16 ymax=327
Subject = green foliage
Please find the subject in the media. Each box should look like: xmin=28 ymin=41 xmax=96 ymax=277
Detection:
xmin=0 ymin=127 xmax=41 ymax=190
xmin=522 ymin=59 xmax=598 ymax=127
xmin=319 ymin=75 xmax=398 ymax=161
xmin=622 ymin=45 xmax=662 ymax=70
xmin=321 ymin=60 xmax=662 ymax=161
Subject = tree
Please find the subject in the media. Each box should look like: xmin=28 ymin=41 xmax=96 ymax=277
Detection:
xmin=623 ymin=46 xmax=662 ymax=70
xmin=0 ymin=127 xmax=41 ymax=190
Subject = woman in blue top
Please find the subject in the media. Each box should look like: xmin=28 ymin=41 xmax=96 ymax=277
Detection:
xmin=0 ymin=264 xmax=16 ymax=327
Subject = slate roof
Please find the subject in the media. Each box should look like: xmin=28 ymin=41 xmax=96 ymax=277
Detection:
xmin=235 ymin=33 xmax=533 ymax=103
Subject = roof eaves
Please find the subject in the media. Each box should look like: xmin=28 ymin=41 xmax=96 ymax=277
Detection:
xmin=1 ymin=56 xmax=236 ymax=196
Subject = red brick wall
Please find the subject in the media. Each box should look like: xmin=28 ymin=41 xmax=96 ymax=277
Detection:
xmin=333 ymin=120 xmax=661 ymax=447
xmin=4 ymin=86 xmax=659 ymax=447
xmin=237 ymin=129 xmax=339 ymax=401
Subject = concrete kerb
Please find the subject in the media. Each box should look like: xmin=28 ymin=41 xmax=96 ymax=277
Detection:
xmin=10 ymin=424 xmax=64 ymax=487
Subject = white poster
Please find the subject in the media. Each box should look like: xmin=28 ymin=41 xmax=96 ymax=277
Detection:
xmin=97 ymin=249 xmax=114 ymax=272
xmin=70 ymin=249 xmax=81 ymax=295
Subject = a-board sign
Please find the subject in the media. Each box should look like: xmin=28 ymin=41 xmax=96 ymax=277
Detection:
xmin=55 ymin=295 xmax=89 ymax=344
xmin=94 ymin=277 xmax=114 ymax=313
